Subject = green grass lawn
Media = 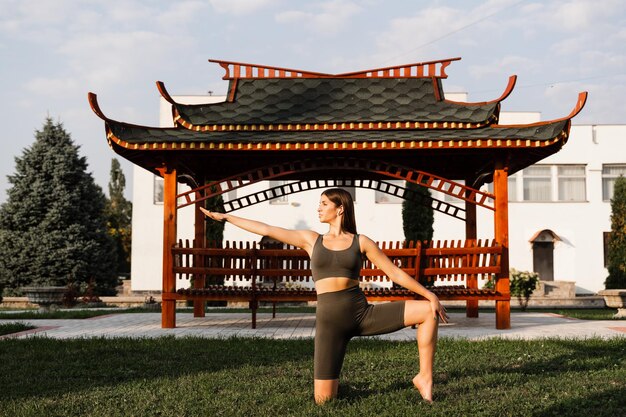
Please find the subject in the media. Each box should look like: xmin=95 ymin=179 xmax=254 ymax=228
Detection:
xmin=0 ymin=322 xmax=35 ymax=336
xmin=0 ymin=336 xmax=623 ymax=417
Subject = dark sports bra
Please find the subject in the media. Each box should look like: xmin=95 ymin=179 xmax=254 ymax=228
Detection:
xmin=311 ymin=234 xmax=362 ymax=282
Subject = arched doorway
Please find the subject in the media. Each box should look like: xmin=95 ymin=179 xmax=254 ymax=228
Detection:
xmin=530 ymin=229 xmax=561 ymax=281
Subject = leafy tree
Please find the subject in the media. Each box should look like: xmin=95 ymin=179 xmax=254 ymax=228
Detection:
xmin=105 ymin=158 xmax=132 ymax=276
xmin=402 ymin=181 xmax=434 ymax=244
xmin=0 ymin=118 xmax=117 ymax=295
xmin=605 ymin=176 xmax=626 ymax=289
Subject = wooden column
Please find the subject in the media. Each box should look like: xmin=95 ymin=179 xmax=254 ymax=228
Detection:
xmin=465 ymin=180 xmax=478 ymax=318
xmin=493 ymin=161 xmax=511 ymax=329
xmin=158 ymin=167 xmax=177 ymax=328
xmin=193 ymin=191 xmax=206 ymax=317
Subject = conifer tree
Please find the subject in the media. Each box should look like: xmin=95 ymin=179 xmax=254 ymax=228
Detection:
xmin=402 ymin=181 xmax=434 ymax=244
xmin=105 ymin=158 xmax=132 ymax=276
xmin=605 ymin=176 xmax=626 ymax=289
xmin=204 ymin=185 xmax=225 ymax=288
xmin=0 ymin=118 xmax=117 ymax=295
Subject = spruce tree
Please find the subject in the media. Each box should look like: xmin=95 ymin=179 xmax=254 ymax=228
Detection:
xmin=0 ymin=118 xmax=117 ymax=295
xmin=402 ymin=181 xmax=434 ymax=244
xmin=204 ymin=185 xmax=225 ymax=248
xmin=605 ymin=176 xmax=626 ymax=289
xmin=105 ymin=158 xmax=132 ymax=276
xmin=204 ymin=185 xmax=225 ymax=287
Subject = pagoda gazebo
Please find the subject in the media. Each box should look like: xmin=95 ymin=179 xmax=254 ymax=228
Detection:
xmin=89 ymin=57 xmax=586 ymax=330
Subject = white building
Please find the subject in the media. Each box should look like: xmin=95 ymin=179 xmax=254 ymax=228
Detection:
xmin=129 ymin=94 xmax=625 ymax=295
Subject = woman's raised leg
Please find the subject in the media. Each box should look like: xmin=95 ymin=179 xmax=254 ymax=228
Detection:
xmin=403 ymin=299 xmax=439 ymax=402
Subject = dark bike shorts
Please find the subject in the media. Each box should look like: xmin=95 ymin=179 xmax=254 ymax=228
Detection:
xmin=314 ymin=285 xmax=406 ymax=380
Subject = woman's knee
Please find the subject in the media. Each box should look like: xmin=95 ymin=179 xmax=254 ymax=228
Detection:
xmin=403 ymin=300 xmax=435 ymax=326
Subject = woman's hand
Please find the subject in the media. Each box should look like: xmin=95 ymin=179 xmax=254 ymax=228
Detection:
xmin=427 ymin=294 xmax=449 ymax=323
xmin=199 ymin=207 xmax=227 ymax=222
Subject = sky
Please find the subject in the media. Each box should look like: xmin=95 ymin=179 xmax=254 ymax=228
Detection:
xmin=1 ymin=0 xmax=625 ymax=203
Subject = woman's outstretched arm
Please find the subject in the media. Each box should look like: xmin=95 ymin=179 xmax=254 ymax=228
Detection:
xmin=359 ymin=235 xmax=448 ymax=323
xmin=200 ymin=208 xmax=318 ymax=254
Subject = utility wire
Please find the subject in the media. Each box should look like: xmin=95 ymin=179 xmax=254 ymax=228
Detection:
xmin=472 ymin=72 xmax=626 ymax=94
xmin=382 ymin=0 xmax=525 ymax=65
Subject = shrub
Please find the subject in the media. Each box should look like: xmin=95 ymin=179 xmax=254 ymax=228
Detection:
xmin=484 ymin=269 xmax=540 ymax=311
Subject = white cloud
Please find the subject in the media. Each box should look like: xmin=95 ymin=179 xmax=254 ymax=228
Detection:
xmin=551 ymin=0 xmax=621 ymax=31
xmin=208 ymin=0 xmax=279 ymax=15
xmin=25 ymin=77 xmax=79 ymax=96
xmin=275 ymin=10 xmax=308 ymax=23
xmin=58 ymin=31 xmax=181 ymax=87
xmin=369 ymin=6 xmax=469 ymax=65
xmin=275 ymin=0 xmax=362 ymax=35
xmin=542 ymin=79 xmax=626 ymax=124
xmin=155 ymin=1 xmax=208 ymax=26
xmin=469 ymin=56 xmax=540 ymax=79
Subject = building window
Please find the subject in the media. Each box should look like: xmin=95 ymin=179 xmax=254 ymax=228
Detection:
xmin=522 ymin=165 xmax=587 ymax=202
xmin=154 ymin=176 xmax=164 ymax=204
xmin=375 ymin=180 xmax=404 ymax=203
xmin=269 ymin=180 xmax=288 ymax=204
xmin=523 ymin=166 xmax=552 ymax=201
xmin=485 ymin=175 xmax=517 ymax=201
xmin=508 ymin=175 xmax=518 ymax=201
xmin=602 ymin=164 xmax=626 ymax=201
xmin=557 ymin=165 xmax=586 ymax=201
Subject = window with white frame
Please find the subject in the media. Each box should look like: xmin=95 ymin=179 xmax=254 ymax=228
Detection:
xmin=523 ymin=166 xmax=552 ymax=201
xmin=153 ymin=176 xmax=164 ymax=204
xmin=522 ymin=165 xmax=586 ymax=202
xmin=375 ymin=180 xmax=404 ymax=203
xmin=269 ymin=180 xmax=289 ymax=204
xmin=602 ymin=164 xmax=626 ymax=201
xmin=484 ymin=175 xmax=517 ymax=201
xmin=557 ymin=165 xmax=586 ymax=201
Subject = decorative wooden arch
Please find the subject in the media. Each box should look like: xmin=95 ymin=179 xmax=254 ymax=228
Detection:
xmin=89 ymin=57 xmax=586 ymax=330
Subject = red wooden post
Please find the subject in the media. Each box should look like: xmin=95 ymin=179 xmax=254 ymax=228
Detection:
xmin=193 ymin=190 xmax=206 ymax=317
xmin=493 ymin=161 xmax=511 ymax=329
xmin=158 ymin=167 xmax=177 ymax=328
xmin=465 ymin=181 xmax=479 ymax=318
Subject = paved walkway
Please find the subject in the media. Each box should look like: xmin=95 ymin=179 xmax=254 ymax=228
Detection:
xmin=2 ymin=311 xmax=625 ymax=340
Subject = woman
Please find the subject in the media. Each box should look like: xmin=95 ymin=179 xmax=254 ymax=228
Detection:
xmin=200 ymin=188 xmax=448 ymax=404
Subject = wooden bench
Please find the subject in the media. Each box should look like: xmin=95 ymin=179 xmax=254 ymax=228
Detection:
xmin=165 ymin=239 xmax=507 ymax=328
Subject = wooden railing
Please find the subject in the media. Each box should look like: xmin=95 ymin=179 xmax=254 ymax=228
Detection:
xmin=173 ymin=240 xmax=500 ymax=282
xmin=168 ymin=239 xmax=506 ymax=328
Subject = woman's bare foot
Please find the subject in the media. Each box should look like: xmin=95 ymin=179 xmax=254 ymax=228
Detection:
xmin=412 ymin=373 xmax=433 ymax=403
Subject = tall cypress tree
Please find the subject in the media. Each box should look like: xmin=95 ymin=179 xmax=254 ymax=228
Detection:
xmin=105 ymin=158 xmax=132 ymax=276
xmin=605 ymin=176 xmax=626 ymax=289
xmin=0 ymin=118 xmax=117 ymax=295
xmin=402 ymin=181 xmax=434 ymax=244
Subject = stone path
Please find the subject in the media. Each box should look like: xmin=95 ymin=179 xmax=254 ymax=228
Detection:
xmin=1 ymin=311 xmax=625 ymax=340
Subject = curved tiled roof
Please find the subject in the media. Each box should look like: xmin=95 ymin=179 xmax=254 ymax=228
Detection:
xmin=88 ymin=58 xmax=587 ymax=183
xmin=106 ymin=118 xmax=569 ymax=145
xmin=171 ymin=78 xmax=500 ymax=125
